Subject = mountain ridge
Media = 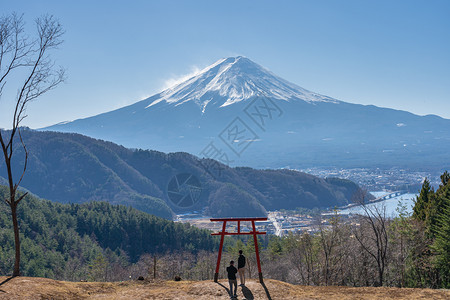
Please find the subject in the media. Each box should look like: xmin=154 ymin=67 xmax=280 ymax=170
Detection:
xmin=0 ymin=130 xmax=368 ymax=219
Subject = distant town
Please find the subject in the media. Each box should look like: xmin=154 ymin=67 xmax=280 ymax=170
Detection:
xmin=301 ymin=167 xmax=441 ymax=191
xmin=177 ymin=208 xmax=371 ymax=237
xmin=176 ymin=167 xmax=432 ymax=236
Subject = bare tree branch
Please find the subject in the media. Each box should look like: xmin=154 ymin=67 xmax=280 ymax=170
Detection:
xmin=15 ymin=128 xmax=28 ymax=189
xmin=16 ymin=192 xmax=28 ymax=205
xmin=0 ymin=13 xmax=65 ymax=277
xmin=351 ymin=189 xmax=389 ymax=286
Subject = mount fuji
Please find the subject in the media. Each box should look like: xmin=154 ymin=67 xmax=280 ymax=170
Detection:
xmin=44 ymin=57 xmax=450 ymax=170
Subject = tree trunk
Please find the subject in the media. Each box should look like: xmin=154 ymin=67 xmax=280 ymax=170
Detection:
xmin=11 ymin=202 xmax=21 ymax=277
xmin=153 ymin=256 xmax=157 ymax=279
xmin=377 ymin=259 xmax=383 ymax=287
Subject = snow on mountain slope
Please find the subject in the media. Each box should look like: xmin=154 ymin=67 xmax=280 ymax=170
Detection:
xmin=147 ymin=56 xmax=340 ymax=111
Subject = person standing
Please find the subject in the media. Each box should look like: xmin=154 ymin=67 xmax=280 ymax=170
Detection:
xmin=226 ymin=260 xmax=238 ymax=298
xmin=238 ymin=250 xmax=246 ymax=286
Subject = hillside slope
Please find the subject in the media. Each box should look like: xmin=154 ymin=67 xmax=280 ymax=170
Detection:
xmin=0 ymin=130 xmax=370 ymax=219
xmin=0 ymin=277 xmax=448 ymax=300
xmin=0 ymin=188 xmax=216 ymax=278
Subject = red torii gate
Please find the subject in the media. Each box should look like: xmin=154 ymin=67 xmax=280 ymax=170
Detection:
xmin=210 ymin=217 xmax=267 ymax=283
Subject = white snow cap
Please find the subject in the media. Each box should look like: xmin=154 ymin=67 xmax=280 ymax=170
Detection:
xmin=147 ymin=56 xmax=339 ymax=110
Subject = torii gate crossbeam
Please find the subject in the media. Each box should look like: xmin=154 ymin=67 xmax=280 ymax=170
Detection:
xmin=210 ymin=217 xmax=267 ymax=283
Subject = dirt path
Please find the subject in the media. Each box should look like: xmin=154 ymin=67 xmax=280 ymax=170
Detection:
xmin=0 ymin=276 xmax=449 ymax=299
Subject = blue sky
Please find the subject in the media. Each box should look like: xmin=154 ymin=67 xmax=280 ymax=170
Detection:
xmin=1 ymin=0 xmax=449 ymax=128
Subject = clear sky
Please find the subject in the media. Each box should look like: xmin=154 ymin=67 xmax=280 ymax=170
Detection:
xmin=1 ymin=0 xmax=449 ymax=129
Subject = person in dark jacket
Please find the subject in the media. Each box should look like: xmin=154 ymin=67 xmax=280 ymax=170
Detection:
xmin=238 ymin=250 xmax=246 ymax=285
xmin=226 ymin=260 xmax=238 ymax=298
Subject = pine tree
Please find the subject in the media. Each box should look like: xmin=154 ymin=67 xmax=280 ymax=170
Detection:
xmin=427 ymin=172 xmax=450 ymax=238
xmin=413 ymin=178 xmax=433 ymax=222
xmin=432 ymin=198 xmax=450 ymax=287
xmin=425 ymin=171 xmax=450 ymax=287
xmin=88 ymin=254 xmax=108 ymax=282
xmin=440 ymin=171 xmax=450 ymax=187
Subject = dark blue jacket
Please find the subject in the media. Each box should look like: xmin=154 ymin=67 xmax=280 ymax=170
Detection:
xmin=238 ymin=254 xmax=246 ymax=268
xmin=227 ymin=265 xmax=238 ymax=280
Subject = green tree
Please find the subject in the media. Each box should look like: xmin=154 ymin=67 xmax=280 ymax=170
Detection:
xmin=267 ymin=236 xmax=283 ymax=259
xmin=431 ymin=174 xmax=450 ymax=287
xmin=390 ymin=200 xmax=414 ymax=287
xmin=413 ymin=178 xmax=433 ymax=222
xmin=432 ymin=201 xmax=450 ymax=287
xmin=88 ymin=254 xmax=108 ymax=282
xmin=410 ymin=171 xmax=450 ymax=288
xmin=440 ymin=171 xmax=450 ymax=187
xmin=427 ymin=172 xmax=450 ymax=238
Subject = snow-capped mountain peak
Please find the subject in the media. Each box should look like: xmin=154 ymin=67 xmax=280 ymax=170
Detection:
xmin=146 ymin=56 xmax=339 ymax=111
xmin=42 ymin=56 xmax=450 ymax=172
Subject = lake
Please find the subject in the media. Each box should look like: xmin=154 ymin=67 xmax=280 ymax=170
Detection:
xmin=337 ymin=191 xmax=418 ymax=218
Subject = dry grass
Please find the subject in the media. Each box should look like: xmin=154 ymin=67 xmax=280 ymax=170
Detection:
xmin=0 ymin=276 xmax=449 ymax=299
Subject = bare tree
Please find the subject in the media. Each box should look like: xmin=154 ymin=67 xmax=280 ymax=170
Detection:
xmin=351 ymin=190 xmax=389 ymax=286
xmin=316 ymin=211 xmax=341 ymax=285
xmin=283 ymin=232 xmax=319 ymax=285
xmin=0 ymin=13 xmax=64 ymax=276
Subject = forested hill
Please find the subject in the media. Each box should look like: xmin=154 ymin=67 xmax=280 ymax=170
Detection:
xmin=0 ymin=129 xmax=371 ymax=219
xmin=0 ymin=186 xmax=217 ymax=278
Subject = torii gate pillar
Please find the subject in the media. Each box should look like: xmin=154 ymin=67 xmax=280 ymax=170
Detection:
xmin=210 ymin=217 xmax=267 ymax=283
